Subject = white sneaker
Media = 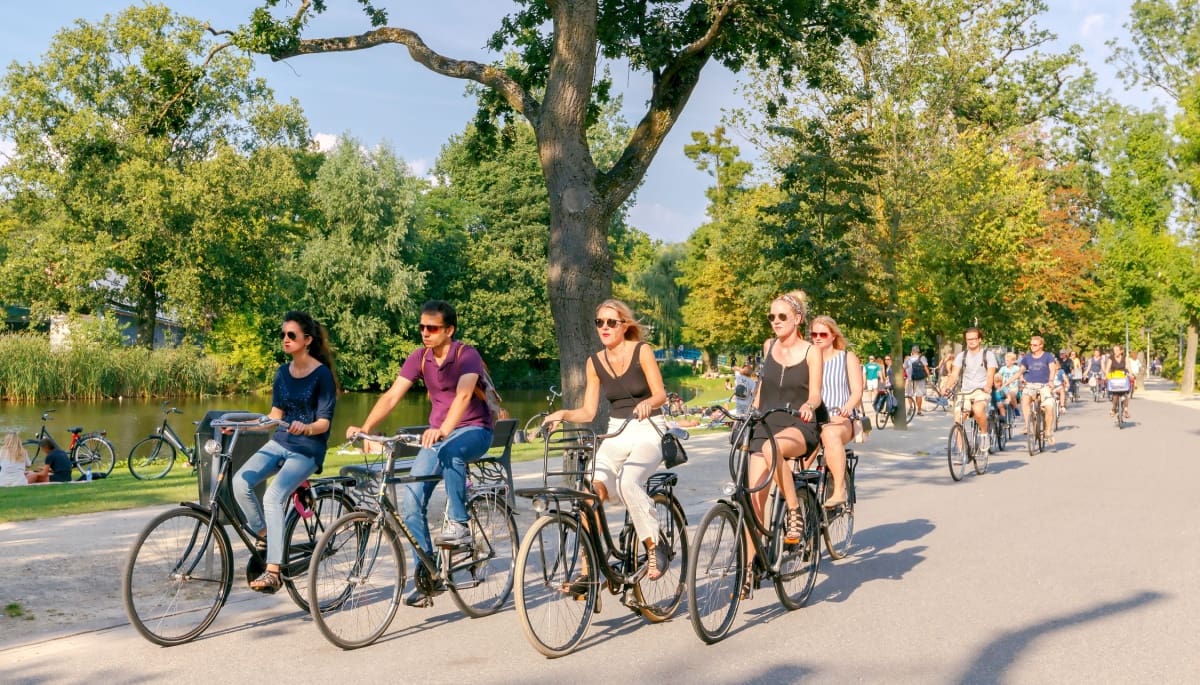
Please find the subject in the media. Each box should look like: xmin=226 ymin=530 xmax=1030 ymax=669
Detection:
xmin=979 ymin=435 xmax=990 ymax=455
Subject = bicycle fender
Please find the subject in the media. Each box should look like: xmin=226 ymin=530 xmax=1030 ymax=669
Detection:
xmin=179 ymin=501 xmax=214 ymax=517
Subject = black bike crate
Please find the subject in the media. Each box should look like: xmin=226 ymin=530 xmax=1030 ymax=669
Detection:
xmin=195 ymin=410 xmax=270 ymax=526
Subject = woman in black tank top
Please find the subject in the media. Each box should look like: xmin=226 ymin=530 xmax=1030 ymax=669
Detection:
xmin=743 ymin=291 xmax=824 ymax=597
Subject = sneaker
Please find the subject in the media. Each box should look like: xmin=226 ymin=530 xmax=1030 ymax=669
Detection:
xmin=435 ymin=520 xmax=473 ymax=548
xmin=979 ymin=435 xmax=990 ymax=455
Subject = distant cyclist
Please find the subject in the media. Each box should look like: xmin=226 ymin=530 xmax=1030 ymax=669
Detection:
xmin=1018 ymin=336 xmax=1060 ymax=450
xmin=1103 ymin=344 xmax=1133 ymax=421
xmin=941 ymin=327 xmax=998 ymax=454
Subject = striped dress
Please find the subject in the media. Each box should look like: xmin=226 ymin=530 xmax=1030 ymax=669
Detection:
xmin=822 ymin=350 xmax=853 ymax=416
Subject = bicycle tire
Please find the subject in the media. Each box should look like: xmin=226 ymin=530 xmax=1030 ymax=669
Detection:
xmin=1117 ymin=396 xmax=1126 ymax=429
xmin=74 ymin=436 xmax=115 ymax=478
xmin=633 ymin=493 xmax=689 ymax=622
xmin=905 ymin=397 xmax=916 ymax=422
xmin=874 ymin=404 xmax=890 ymax=429
xmin=515 ymin=512 xmax=598 ymax=658
xmin=974 ymin=425 xmax=990 ymax=475
xmin=1026 ymin=411 xmax=1037 ymax=456
xmin=23 ymin=439 xmax=44 ymax=469
xmin=446 ymin=492 xmax=517 ymax=618
xmin=947 ymin=424 xmax=969 ymax=481
xmin=774 ymin=487 xmax=820 ymax=610
xmin=307 ymin=511 xmax=405 ymax=650
xmin=123 ymin=507 xmax=232 ymax=646
xmin=991 ymin=414 xmax=1006 ymax=453
xmin=822 ymin=468 xmax=854 ymax=560
xmin=282 ymin=487 xmax=357 ymax=613
xmin=1036 ymin=409 xmax=1046 ymax=452
xmin=686 ymin=503 xmax=743 ymax=644
xmin=128 ymin=436 xmax=176 ymax=480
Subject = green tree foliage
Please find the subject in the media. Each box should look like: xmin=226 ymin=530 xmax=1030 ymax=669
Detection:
xmin=288 ymin=135 xmax=427 ymax=389
xmin=234 ymin=0 xmax=878 ymax=405
xmin=0 ymin=5 xmax=311 ymax=346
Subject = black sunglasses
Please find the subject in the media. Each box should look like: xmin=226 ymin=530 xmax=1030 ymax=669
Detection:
xmin=280 ymin=330 xmax=302 ymax=341
xmin=767 ymin=313 xmax=790 ymax=323
xmin=418 ymin=324 xmax=445 ymax=333
xmin=594 ymin=318 xmax=624 ymax=329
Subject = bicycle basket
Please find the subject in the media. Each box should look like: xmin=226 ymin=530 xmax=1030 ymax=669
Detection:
xmin=538 ymin=426 xmax=597 ymax=489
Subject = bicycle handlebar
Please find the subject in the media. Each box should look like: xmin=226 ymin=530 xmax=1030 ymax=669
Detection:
xmin=350 ymin=431 xmax=422 ymax=447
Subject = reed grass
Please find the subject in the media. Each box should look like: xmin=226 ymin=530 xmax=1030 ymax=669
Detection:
xmin=0 ymin=333 xmax=227 ymax=401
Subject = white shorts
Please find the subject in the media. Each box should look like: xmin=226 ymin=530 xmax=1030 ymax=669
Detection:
xmin=866 ymin=378 xmax=879 ymax=392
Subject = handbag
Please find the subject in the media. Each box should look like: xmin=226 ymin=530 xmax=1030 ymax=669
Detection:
xmin=605 ymin=345 xmax=688 ymax=468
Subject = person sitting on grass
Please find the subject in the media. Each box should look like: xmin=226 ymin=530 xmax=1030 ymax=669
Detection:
xmin=27 ymin=438 xmax=73 ymax=484
xmin=0 ymin=432 xmax=30 ymax=487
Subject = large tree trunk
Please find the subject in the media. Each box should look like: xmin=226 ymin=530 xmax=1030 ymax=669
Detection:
xmin=1182 ymin=321 xmax=1198 ymax=397
xmin=135 ymin=276 xmax=158 ymax=349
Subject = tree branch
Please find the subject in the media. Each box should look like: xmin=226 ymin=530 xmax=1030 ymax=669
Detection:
xmin=272 ymin=26 xmax=541 ymax=122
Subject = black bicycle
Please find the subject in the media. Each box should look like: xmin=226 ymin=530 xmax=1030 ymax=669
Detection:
xmin=873 ymin=387 xmax=915 ymax=428
xmin=686 ymin=406 xmax=821 ymax=644
xmin=519 ymin=385 xmax=562 ymax=443
xmin=513 ymin=418 xmax=689 ymax=658
xmin=1024 ymin=384 xmax=1049 ymax=456
xmin=947 ymin=393 xmax=989 ymax=481
xmin=814 ymin=446 xmax=857 ymax=560
xmin=306 ymin=431 xmax=518 ymax=650
xmin=122 ymin=414 xmax=357 ymax=646
xmin=127 ymin=402 xmax=198 ymax=480
xmin=24 ymin=409 xmax=116 ymax=478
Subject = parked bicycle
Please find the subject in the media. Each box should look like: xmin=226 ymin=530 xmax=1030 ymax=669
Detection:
xmin=126 ymin=402 xmax=198 ymax=480
xmin=513 ymin=418 xmax=688 ymax=658
xmin=519 ymin=385 xmax=562 ymax=443
xmin=122 ymin=414 xmax=357 ymax=646
xmin=23 ymin=409 xmax=116 ymax=478
xmin=306 ymin=431 xmax=517 ymax=650
xmin=872 ymin=387 xmax=915 ymax=428
xmin=946 ymin=393 xmax=990 ymax=481
xmin=686 ymin=406 xmax=821 ymax=644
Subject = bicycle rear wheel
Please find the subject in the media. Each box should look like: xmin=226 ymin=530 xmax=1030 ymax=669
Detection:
xmin=947 ymin=424 xmax=969 ymax=481
xmin=686 ymin=503 xmax=743 ymax=644
xmin=283 ymin=487 xmax=357 ymax=613
xmin=874 ymin=403 xmax=890 ymax=429
xmin=774 ymin=487 xmax=820 ymax=610
xmin=128 ymin=436 xmax=176 ymax=480
xmin=633 ymin=493 xmax=689 ymax=622
xmin=307 ymin=511 xmax=404 ymax=650
xmin=74 ymin=436 xmax=115 ymax=477
xmin=905 ymin=397 xmax=917 ymax=422
xmin=515 ymin=512 xmax=597 ymax=658
xmin=446 ymin=492 xmax=517 ymax=618
xmin=123 ymin=507 xmax=232 ymax=646
xmin=822 ymin=468 xmax=854 ymax=560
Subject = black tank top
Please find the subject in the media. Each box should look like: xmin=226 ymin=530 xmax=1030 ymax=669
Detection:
xmin=593 ymin=342 xmax=660 ymax=419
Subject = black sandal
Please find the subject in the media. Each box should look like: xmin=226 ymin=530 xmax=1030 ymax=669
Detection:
xmin=250 ymin=569 xmax=282 ymax=594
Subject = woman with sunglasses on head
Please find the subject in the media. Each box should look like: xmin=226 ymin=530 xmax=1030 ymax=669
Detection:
xmin=744 ymin=291 xmax=825 ymax=596
xmin=542 ymin=299 xmax=671 ymax=583
xmin=234 ymin=311 xmax=339 ymax=593
xmin=807 ymin=316 xmax=862 ymax=508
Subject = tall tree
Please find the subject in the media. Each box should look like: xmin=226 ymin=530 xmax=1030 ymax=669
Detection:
xmin=233 ymin=0 xmax=877 ymax=405
xmin=0 ymin=5 xmax=312 ymax=345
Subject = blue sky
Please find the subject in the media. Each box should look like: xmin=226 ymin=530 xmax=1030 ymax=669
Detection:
xmin=0 ymin=1 xmax=1160 ymax=243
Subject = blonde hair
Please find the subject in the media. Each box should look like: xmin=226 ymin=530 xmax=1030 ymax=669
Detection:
xmin=774 ymin=290 xmax=809 ymax=323
xmin=1 ymin=432 xmax=23 ymax=465
xmin=809 ymin=315 xmax=847 ymax=350
xmin=596 ymin=299 xmax=648 ymax=342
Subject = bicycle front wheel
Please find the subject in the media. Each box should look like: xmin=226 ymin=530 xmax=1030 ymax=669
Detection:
xmin=74 ymin=436 xmax=115 ymax=477
xmin=947 ymin=424 xmax=969 ymax=481
xmin=446 ymin=492 xmax=517 ymax=618
xmin=874 ymin=403 xmax=890 ymax=429
xmin=633 ymin=493 xmax=689 ymax=622
xmin=822 ymin=469 xmax=854 ymax=560
xmin=515 ymin=512 xmax=598 ymax=658
xmin=123 ymin=507 xmax=232 ymax=646
xmin=282 ymin=487 xmax=357 ymax=613
xmin=307 ymin=511 xmax=405 ymax=650
xmin=24 ymin=440 xmax=44 ymax=469
xmin=774 ymin=488 xmax=820 ymax=610
xmin=686 ymin=503 xmax=744 ymax=644
xmin=128 ymin=437 xmax=176 ymax=480
xmin=905 ymin=396 xmax=917 ymax=422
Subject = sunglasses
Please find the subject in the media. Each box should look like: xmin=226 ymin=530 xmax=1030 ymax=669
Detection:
xmin=767 ymin=313 xmax=790 ymax=323
xmin=418 ymin=324 xmax=445 ymax=333
xmin=811 ymin=331 xmax=831 ymax=339
xmin=594 ymin=318 xmax=624 ymax=329
xmin=280 ymin=330 xmax=302 ymax=341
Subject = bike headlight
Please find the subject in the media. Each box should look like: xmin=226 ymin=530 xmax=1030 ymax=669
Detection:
xmin=203 ymin=439 xmax=222 ymax=456
xmin=531 ymin=496 xmax=549 ymax=514
xmin=721 ymin=482 xmax=737 ymax=496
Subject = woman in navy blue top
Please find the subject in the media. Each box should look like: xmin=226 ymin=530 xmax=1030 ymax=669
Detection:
xmin=234 ymin=311 xmax=339 ymax=594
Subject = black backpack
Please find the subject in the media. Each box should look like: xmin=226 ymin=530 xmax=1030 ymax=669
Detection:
xmin=909 ymin=358 xmax=927 ymax=381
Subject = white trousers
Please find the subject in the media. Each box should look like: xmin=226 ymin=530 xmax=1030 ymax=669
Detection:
xmin=593 ymin=416 xmax=664 ymax=545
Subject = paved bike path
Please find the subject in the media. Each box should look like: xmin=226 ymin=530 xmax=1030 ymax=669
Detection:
xmin=2 ymin=378 xmax=1197 ymax=683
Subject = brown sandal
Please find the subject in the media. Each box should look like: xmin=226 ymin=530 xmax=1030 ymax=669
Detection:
xmin=250 ymin=569 xmax=282 ymax=594
xmin=785 ymin=507 xmax=804 ymax=545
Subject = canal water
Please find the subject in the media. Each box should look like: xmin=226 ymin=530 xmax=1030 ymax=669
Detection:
xmin=0 ymin=388 xmax=566 ymax=456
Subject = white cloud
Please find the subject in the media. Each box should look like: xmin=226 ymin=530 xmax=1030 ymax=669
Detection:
xmin=407 ymin=158 xmax=430 ymax=178
xmin=312 ymin=132 xmax=338 ymax=152
xmin=1080 ymin=13 xmax=1107 ymax=39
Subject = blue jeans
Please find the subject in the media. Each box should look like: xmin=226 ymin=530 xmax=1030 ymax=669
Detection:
xmin=403 ymin=426 xmax=492 ymax=554
xmin=233 ymin=440 xmax=317 ymax=566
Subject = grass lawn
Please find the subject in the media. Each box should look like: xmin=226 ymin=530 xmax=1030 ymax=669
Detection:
xmin=0 ymin=375 xmax=732 ymax=523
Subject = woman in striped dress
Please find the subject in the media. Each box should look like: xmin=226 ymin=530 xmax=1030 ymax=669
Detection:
xmin=808 ymin=316 xmax=863 ymax=508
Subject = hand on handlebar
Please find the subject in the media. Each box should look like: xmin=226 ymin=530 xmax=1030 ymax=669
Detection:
xmin=420 ymin=427 xmax=444 ymax=448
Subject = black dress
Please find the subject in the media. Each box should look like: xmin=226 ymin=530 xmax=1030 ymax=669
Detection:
xmin=749 ymin=341 xmax=826 ymax=454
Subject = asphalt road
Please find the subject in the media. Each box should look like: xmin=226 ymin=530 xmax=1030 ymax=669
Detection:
xmin=2 ymin=378 xmax=1198 ymax=684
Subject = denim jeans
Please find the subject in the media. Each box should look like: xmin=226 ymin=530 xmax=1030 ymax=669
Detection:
xmin=403 ymin=426 xmax=492 ymax=554
xmin=233 ymin=440 xmax=317 ymax=566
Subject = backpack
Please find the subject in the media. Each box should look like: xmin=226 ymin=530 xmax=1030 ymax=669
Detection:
xmin=909 ymin=357 xmax=927 ymax=381
xmin=423 ymin=342 xmax=510 ymax=421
